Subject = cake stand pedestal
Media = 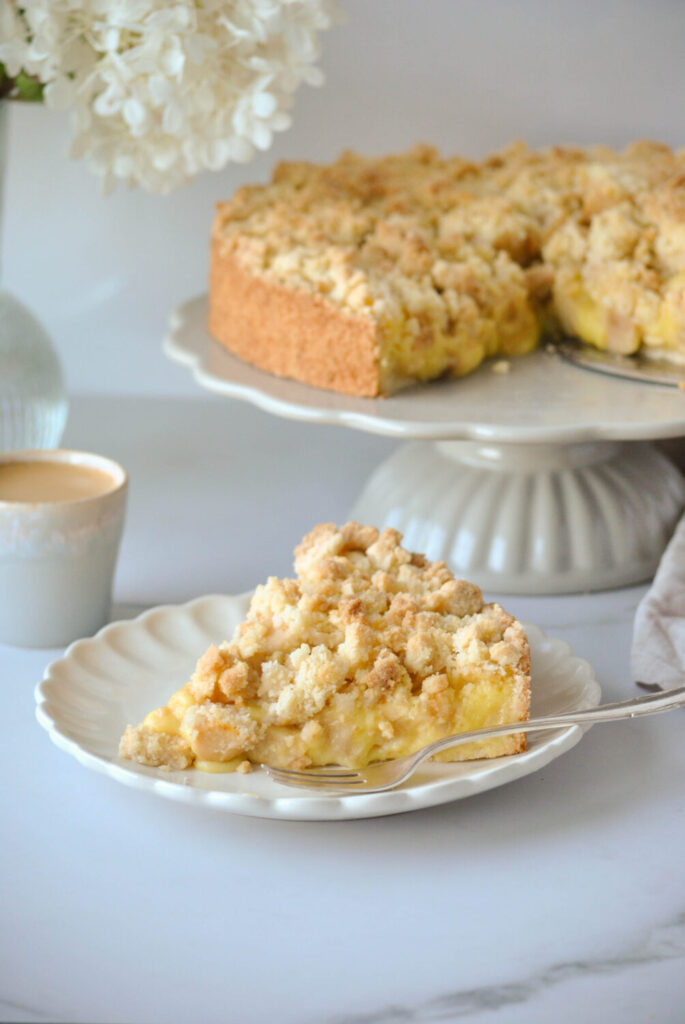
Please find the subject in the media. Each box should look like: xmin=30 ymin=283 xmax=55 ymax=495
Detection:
xmin=165 ymin=296 xmax=685 ymax=595
xmin=351 ymin=438 xmax=683 ymax=595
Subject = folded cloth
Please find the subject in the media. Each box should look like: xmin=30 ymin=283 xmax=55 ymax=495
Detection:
xmin=632 ymin=514 xmax=685 ymax=688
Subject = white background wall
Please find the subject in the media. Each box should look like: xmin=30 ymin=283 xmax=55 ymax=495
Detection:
xmin=3 ymin=0 xmax=685 ymax=397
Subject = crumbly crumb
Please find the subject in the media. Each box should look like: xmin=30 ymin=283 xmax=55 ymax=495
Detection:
xmin=289 ymin=755 xmax=312 ymax=771
xmin=237 ymin=760 xmax=252 ymax=774
xmin=120 ymin=522 xmax=530 ymax=772
xmin=211 ymin=141 xmax=685 ymax=390
xmin=118 ymin=724 xmax=193 ymax=770
xmin=491 ymin=360 xmax=511 ymax=374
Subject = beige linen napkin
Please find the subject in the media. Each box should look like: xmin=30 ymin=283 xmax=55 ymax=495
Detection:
xmin=632 ymin=514 xmax=685 ymax=688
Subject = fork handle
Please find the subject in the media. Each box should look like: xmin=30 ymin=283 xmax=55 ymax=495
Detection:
xmin=421 ymin=684 xmax=685 ymax=761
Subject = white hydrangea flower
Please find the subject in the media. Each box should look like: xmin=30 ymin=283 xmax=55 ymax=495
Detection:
xmin=0 ymin=3 xmax=28 ymax=78
xmin=0 ymin=0 xmax=342 ymax=192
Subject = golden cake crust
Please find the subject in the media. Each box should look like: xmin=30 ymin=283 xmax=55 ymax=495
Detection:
xmin=208 ymin=141 xmax=685 ymax=396
xmin=209 ymin=243 xmax=383 ymax=397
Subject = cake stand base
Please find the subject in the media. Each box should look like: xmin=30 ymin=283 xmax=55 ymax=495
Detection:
xmin=350 ymin=440 xmax=685 ymax=595
xmin=164 ymin=296 xmax=685 ymax=595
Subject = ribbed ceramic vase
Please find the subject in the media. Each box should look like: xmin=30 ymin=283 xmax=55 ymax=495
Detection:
xmin=0 ymin=102 xmax=68 ymax=452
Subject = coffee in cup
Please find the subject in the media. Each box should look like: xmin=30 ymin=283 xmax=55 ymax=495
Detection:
xmin=0 ymin=450 xmax=128 ymax=647
xmin=0 ymin=459 xmax=116 ymax=503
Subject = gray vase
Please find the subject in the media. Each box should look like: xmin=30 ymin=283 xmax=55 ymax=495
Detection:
xmin=0 ymin=103 xmax=68 ymax=452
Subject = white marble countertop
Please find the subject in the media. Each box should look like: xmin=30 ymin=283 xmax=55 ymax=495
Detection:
xmin=2 ymin=395 xmax=684 ymax=1024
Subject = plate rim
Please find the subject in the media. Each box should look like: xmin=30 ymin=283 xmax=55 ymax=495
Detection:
xmin=163 ymin=294 xmax=685 ymax=444
xmin=35 ymin=594 xmax=602 ymax=821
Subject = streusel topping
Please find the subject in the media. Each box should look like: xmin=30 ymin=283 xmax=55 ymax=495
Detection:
xmin=119 ymin=522 xmax=529 ymax=770
xmin=212 ymin=141 xmax=685 ymax=384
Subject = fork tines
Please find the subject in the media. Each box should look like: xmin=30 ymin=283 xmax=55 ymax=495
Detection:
xmin=265 ymin=765 xmax=365 ymax=787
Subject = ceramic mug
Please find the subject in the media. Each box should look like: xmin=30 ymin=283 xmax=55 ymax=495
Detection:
xmin=0 ymin=449 xmax=128 ymax=647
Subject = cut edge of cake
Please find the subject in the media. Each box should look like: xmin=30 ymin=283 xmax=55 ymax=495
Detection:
xmin=207 ymin=141 xmax=685 ymax=397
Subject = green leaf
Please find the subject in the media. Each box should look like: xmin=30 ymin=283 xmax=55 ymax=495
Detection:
xmin=14 ymin=71 xmax=44 ymax=102
xmin=0 ymin=62 xmax=14 ymax=100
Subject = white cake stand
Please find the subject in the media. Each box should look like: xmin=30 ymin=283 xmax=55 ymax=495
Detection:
xmin=164 ymin=296 xmax=685 ymax=595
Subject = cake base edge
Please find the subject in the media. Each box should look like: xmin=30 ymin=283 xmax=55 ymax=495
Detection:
xmin=208 ymin=243 xmax=384 ymax=398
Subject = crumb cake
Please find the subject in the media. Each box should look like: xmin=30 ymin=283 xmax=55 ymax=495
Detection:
xmin=208 ymin=141 xmax=685 ymax=396
xmin=119 ymin=523 xmax=530 ymax=773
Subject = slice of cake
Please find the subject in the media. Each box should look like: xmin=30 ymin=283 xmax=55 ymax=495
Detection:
xmin=119 ymin=523 xmax=530 ymax=773
xmin=208 ymin=142 xmax=685 ymax=395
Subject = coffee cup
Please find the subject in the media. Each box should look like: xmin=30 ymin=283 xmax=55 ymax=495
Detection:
xmin=0 ymin=450 xmax=128 ymax=647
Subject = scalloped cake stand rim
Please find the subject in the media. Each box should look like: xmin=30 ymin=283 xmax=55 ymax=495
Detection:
xmin=164 ymin=295 xmax=685 ymax=444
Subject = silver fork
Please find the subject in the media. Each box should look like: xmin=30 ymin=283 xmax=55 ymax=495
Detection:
xmin=264 ymin=685 xmax=685 ymax=794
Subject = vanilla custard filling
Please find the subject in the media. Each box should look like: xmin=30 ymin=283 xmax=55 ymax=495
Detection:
xmin=212 ymin=141 xmax=685 ymax=391
xmin=120 ymin=523 xmax=530 ymax=774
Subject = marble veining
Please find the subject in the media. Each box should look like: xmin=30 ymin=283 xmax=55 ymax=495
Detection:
xmin=3 ymin=397 xmax=684 ymax=1024
xmin=325 ymin=911 xmax=685 ymax=1024
xmin=0 ymin=998 xmax=57 ymax=1024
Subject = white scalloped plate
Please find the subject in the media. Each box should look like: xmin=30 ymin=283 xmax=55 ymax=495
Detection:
xmin=35 ymin=594 xmax=601 ymax=821
xmin=163 ymin=295 xmax=685 ymax=443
